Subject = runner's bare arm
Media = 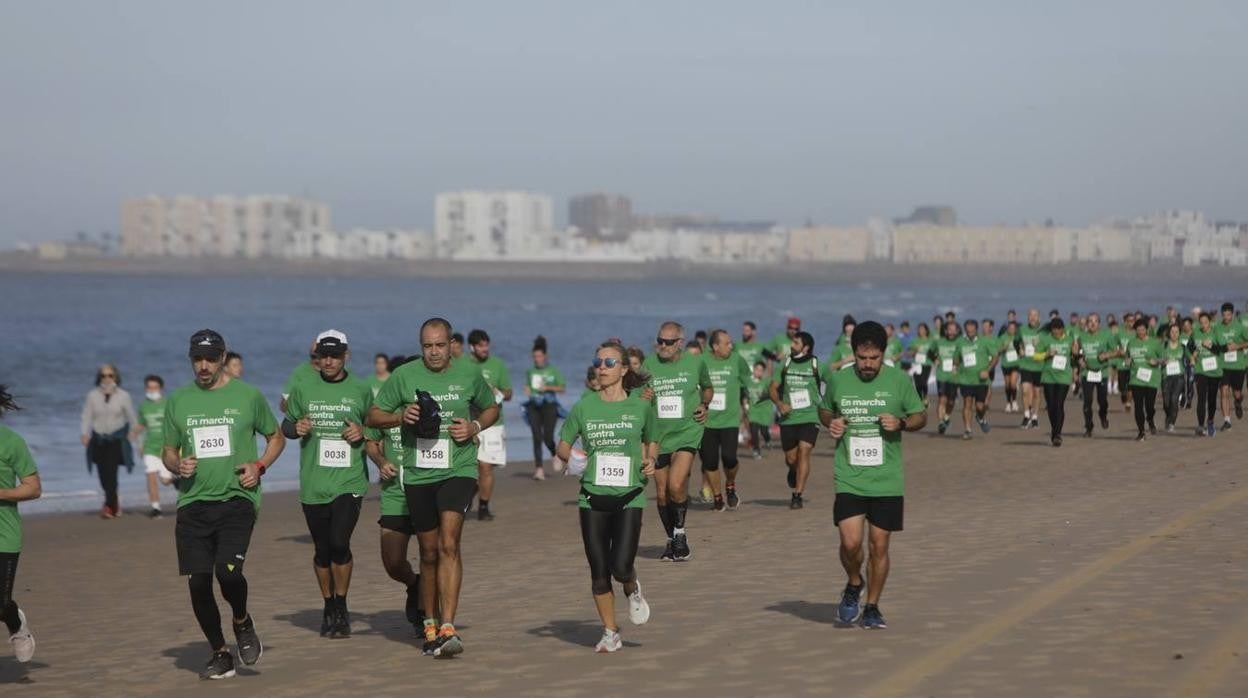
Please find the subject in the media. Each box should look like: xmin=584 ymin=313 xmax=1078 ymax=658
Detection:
xmin=0 ymin=473 xmax=41 ymax=503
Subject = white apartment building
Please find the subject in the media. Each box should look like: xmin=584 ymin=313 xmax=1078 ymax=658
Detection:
xmin=121 ymin=195 xmax=331 ymax=258
xmin=786 ymin=226 xmax=872 ymax=263
xmin=434 ymin=191 xmax=554 ymax=259
xmin=337 ymin=229 xmax=434 ymax=261
xmin=627 ymin=228 xmax=786 ymax=264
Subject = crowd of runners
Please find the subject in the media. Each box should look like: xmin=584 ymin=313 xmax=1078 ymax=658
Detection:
xmin=2 ymin=301 xmax=1247 ymax=678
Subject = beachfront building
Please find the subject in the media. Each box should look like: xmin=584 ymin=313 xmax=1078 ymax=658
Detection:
xmin=569 ymin=193 xmax=633 ymax=240
xmin=786 ymin=226 xmax=873 ymax=263
xmin=626 ymin=226 xmax=786 ymax=264
xmin=120 ymin=195 xmax=331 ymax=258
xmin=336 ymin=229 xmax=434 ymax=261
xmin=892 ymin=225 xmax=1077 ymax=264
xmin=433 ymin=190 xmax=556 ymax=260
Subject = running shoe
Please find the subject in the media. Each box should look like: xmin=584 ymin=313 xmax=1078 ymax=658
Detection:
xmin=790 ymin=493 xmax=804 ymax=510
xmin=1222 ymin=419 xmax=1233 ymax=432
xmin=1237 ymin=401 xmax=1244 ymax=420
xmin=1052 ymin=435 xmax=1063 ymax=447
xmin=1165 ymin=423 xmax=1175 ymax=433
xmin=712 ymin=496 xmax=725 ymax=512
xmin=1195 ymin=427 xmax=1206 ymax=437
xmin=200 ymin=650 xmax=236 ymax=680
xmin=533 ymin=467 xmax=546 ymax=481
xmin=335 ymin=602 xmax=352 ymax=637
xmin=860 ymin=604 xmax=888 ymax=630
xmin=752 ymin=448 xmax=762 ymax=460
xmin=700 ymin=484 xmax=714 ymax=503
xmin=786 ymin=464 xmax=796 ymax=488
xmin=660 ymin=540 xmax=675 ymax=561
xmin=148 ymin=506 xmax=163 ymax=519
xmin=99 ymin=505 xmax=115 ymax=520
xmin=1030 ymin=418 xmax=1039 ymax=430
xmin=551 ymin=456 xmax=567 ymax=473
xmin=233 ymin=615 xmax=262 ymax=666
xmin=978 ymin=417 xmax=991 ymax=434
xmin=422 ymin=622 xmax=439 ymax=655
xmin=477 ymin=505 xmax=494 ymax=522
xmin=594 ymin=628 xmax=622 ymax=653
xmin=1148 ymin=424 xmax=1157 ymax=436
xmin=836 ymin=583 xmax=863 ymax=625
xmin=433 ymin=625 xmax=463 ymax=658
xmin=938 ymin=419 xmax=949 ymax=435
xmin=1083 ymin=428 xmax=1093 ymax=438
xmin=9 ymin=609 xmax=34 ymax=663
xmin=320 ymin=606 xmax=333 ymax=637
xmin=726 ymin=488 xmax=740 ymax=510
xmin=1135 ymin=431 xmax=1146 ymax=442
xmin=1100 ymin=415 xmax=1110 ymax=430
xmin=961 ymin=431 xmax=972 ymax=441
xmin=1208 ymin=422 xmax=1217 ymax=437
xmin=1019 ymin=415 xmax=1030 ymax=429
xmin=672 ymin=533 xmax=692 ymax=561
xmin=628 ymin=580 xmax=650 ymax=625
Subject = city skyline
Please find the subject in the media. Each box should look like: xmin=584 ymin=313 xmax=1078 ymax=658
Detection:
xmin=3 ymin=2 xmax=1247 ymax=246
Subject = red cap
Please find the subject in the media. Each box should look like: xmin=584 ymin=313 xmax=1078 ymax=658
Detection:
xmin=787 ymin=317 xmax=801 ymax=328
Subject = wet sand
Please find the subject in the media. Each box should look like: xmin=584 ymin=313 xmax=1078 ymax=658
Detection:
xmin=4 ymin=400 xmax=1247 ymax=697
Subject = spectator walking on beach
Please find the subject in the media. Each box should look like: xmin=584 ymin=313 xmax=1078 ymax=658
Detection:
xmin=81 ymin=363 xmax=137 ymax=518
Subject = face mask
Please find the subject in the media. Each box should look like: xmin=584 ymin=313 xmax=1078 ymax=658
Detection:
xmin=146 ymin=391 xmax=161 ymax=401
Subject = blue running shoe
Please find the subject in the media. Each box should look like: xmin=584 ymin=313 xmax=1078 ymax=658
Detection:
xmin=978 ymin=417 xmax=991 ymax=434
xmin=837 ymin=583 xmax=863 ymax=625
xmin=1208 ymin=422 xmax=1217 ymax=437
xmin=861 ymin=604 xmax=887 ymax=629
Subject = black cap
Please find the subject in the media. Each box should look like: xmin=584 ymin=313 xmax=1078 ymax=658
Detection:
xmin=189 ymin=329 xmax=226 ymax=359
xmin=315 ymin=329 xmax=349 ymax=357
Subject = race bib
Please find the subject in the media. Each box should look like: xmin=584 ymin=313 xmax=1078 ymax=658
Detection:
xmin=848 ymin=435 xmax=884 ymax=467
xmin=594 ymin=453 xmax=631 ymax=488
xmin=962 ymin=352 xmax=978 ymax=368
xmin=1051 ymin=354 xmax=1068 ymax=371
xmin=1135 ymin=367 xmax=1154 ymax=383
xmin=709 ymin=392 xmax=726 ymax=411
xmin=1165 ymin=361 xmax=1182 ymax=377
xmin=788 ymin=389 xmax=812 ymax=410
xmin=416 ymin=438 xmax=451 ymax=469
xmin=1005 ymin=349 xmax=1019 ymax=363
xmin=941 ymin=358 xmax=954 ymax=373
xmin=915 ymin=353 xmax=927 ymax=366
xmin=1225 ymin=350 xmax=1239 ymax=363
xmin=1024 ymin=343 xmax=1035 ymax=357
xmin=318 ymin=438 xmax=350 ymax=468
xmin=657 ymin=395 xmax=684 ymax=419
xmin=529 ymin=374 xmax=545 ymax=391
xmin=193 ymin=425 xmax=232 ymax=459
xmin=1086 ymin=370 xmax=1103 ymax=383
xmin=1202 ymin=356 xmax=1219 ymax=372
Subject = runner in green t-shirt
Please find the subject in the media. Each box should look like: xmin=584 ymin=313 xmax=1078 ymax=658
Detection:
xmin=368 ymin=353 xmax=391 ymax=398
xmin=744 ymin=361 xmax=773 ymax=458
xmin=765 ymin=317 xmax=802 ymax=371
xmin=556 ymin=341 xmax=657 ymax=653
xmin=135 ymin=374 xmax=173 ymax=518
xmin=998 ymin=320 xmax=1022 ymax=413
xmin=280 ymin=340 xmax=321 ymax=414
xmin=1214 ymin=302 xmax=1248 ymax=428
xmin=1189 ymin=311 xmax=1225 ymax=436
xmin=1075 ymin=313 xmax=1118 ymax=437
xmin=1017 ymin=308 xmax=1046 ymax=430
xmin=467 ymin=329 xmax=513 ymax=521
xmin=367 ymin=317 xmax=499 ymax=658
xmin=955 ymin=319 xmax=998 ymax=440
xmin=1124 ymin=318 xmax=1163 ymax=440
xmin=162 ymin=329 xmax=283 ymax=680
xmin=700 ymin=329 xmax=751 ymax=511
xmin=979 ymin=318 xmax=1000 ymax=412
xmin=642 ymin=321 xmax=713 ymax=561
xmin=736 ymin=321 xmax=767 ymax=372
xmin=929 ymin=320 xmax=963 ymax=435
xmin=0 ymin=386 xmax=41 ymax=664
xmin=769 ymin=330 xmax=823 ymax=509
xmin=818 ymin=321 xmax=926 ymax=630
xmin=523 ymin=336 xmax=566 ymax=480
xmin=1158 ymin=323 xmax=1191 ymax=432
xmin=282 ymin=329 xmax=372 ymax=639
xmin=1035 ymin=319 xmax=1079 ymax=447
xmin=906 ymin=323 xmax=935 ymax=406
xmin=823 ymin=316 xmax=858 ymax=379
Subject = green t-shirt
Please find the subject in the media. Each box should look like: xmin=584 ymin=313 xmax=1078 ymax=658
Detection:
xmin=1212 ymin=321 xmax=1247 ymax=370
xmin=363 ymin=424 xmax=409 ymax=517
xmin=1112 ymin=328 xmax=1131 ymax=370
xmin=1159 ymin=340 xmax=1190 ymax=380
xmin=820 ymin=365 xmax=924 ymax=498
xmin=560 ymin=392 xmax=657 ymax=509
xmin=931 ymin=337 xmax=962 ymax=382
xmin=1017 ymin=324 xmax=1046 ymax=372
xmin=525 ymin=365 xmax=565 ymax=394
xmin=997 ymin=332 xmax=1021 ymax=368
xmin=367 ymin=374 xmax=388 ymax=398
xmin=1038 ymin=333 xmax=1077 ymax=385
xmin=735 ymin=339 xmax=766 ymax=370
xmin=769 ymin=332 xmax=794 ymax=362
xmin=909 ymin=336 xmax=934 ymax=368
xmin=884 ymin=337 xmax=904 ymax=367
xmin=642 ymin=352 xmax=713 ymax=452
xmin=1126 ymin=336 xmax=1163 ymax=388
xmin=138 ymin=397 xmax=167 ymax=457
xmin=744 ymin=372 xmax=774 ymax=425
xmin=772 ymin=356 xmax=822 ymax=425
xmin=1190 ymin=327 xmax=1224 ymax=378
xmin=1078 ymin=329 xmax=1115 ymax=372
xmin=163 ymin=379 xmax=279 ymax=511
xmin=284 ymin=361 xmax=319 ymax=398
xmin=472 ymin=355 xmax=513 ymax=402
xmin=704 ymin=353 xmax=751 ymax=429
xmin=0 ymin=425 xmax=38 ymax=553
xmin=286 ymin=373 xmax=373 ymax=505
xmin=820 ymin=339 xmax=855 ymax=384
xmin=957 ymin=336 xmax=994 ymax=386
xmin=373 ymin=358 xmax=496 ymax=485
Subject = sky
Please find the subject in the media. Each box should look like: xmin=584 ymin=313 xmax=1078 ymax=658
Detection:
xmin=2 ymin=0 xmax=1246 ymax=245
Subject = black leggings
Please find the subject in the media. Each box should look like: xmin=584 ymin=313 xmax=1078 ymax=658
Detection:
xmin=1081 ymin=378 xmax=1108 ymax=430
xmin=302 ymin=493 xmax=363 ymax=568
xmin=188 ymin=563 xmax=249 ymax=650
xmin=1 ymin=552 xmax=20 ymax=634
xmin=1042 ymin=383 xmax=1069 ymax=438
xmin=93 ymin=437 xmax=123 ymax=511
xmin=1161 ymin=375 xmax=1185 ymax=427
xmin=579 ymin=507 xmax=642 ymax=596
xmin=913 ymin=366 xmax=931 ymax=397
xmin=699 ymin=427 xmax=740 ymax=472
xmin=1132 ymin=386 xmax=1158 ymax=432
xmin=749 ymin=422 xmax=770 ymax=449
xmin=1196 ymin=374 xmax=1221 ymax=425
xmin=526 ymin=402 xmax=559 ymax=466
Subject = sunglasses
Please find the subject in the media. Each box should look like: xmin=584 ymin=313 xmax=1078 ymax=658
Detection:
xmin=100 ymin=373 xmax=116 ymax=378
xmin=592 ymin=357 xmax=622 ymax=369
xmin=655 ymin=337 xmax=681 ymax=346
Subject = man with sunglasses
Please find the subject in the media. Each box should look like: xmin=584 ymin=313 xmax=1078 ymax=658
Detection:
xmin=163 ymin=329 xmax=285 ymax=680
xmin=642 ymin=322 xmax=713 ymax=561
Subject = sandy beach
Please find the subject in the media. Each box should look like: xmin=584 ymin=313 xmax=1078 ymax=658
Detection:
xmin=4 ymin=400 xmax=1246 ymax=697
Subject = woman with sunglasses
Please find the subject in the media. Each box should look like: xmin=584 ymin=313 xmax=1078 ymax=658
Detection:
xmin=81 ymin=363 xmax=138 ymax=518
xmin=557 ymin=342 xmax=656 ymax=653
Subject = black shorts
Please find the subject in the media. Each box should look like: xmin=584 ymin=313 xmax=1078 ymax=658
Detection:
xmin=656 ymin=447 xmax=697 ymax=470
xmin=175 ymin=498 xmax=257 ymax=575
xmin=959 ymin=384 xmax=988 ymax=401
xmin=404 ymin=477 xmax=478 ymax=533
xmin=1117 ymin=369 xmax=1131 ymax=386
xmin=780 ymin=423 xmax=820 ymax=451
xmin=1222 ymin=369 xmax=1246 ymax=391
xmin=1020 ymin=369 xmax=1042 ymax=385
xmin=834 ymin=492 xmax=904 ymax=532
xmin=1001 ymin=366 xmax=1019 ymax=377
xmin=378 ymin=514 xmax=414 ymax=536
xmin=937 ymin=381 xmax=959 ymax=400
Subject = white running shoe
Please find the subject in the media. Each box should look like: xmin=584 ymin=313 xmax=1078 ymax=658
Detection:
xmin=594 ymin=628 xmax=622 ymax=653
xmin=9 ymin=609 xmax=34 ymax=663
xmin=628 ymin=580 xmax=650 ymax=625
xmin=551 ymin=456 xmax=566 ymax=473
xmin=533 ymin=467 xmax=546 ymax=481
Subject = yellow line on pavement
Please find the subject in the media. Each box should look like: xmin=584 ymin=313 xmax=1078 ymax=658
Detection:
xmin=866 ymin=484 xmax=1248 ymax=698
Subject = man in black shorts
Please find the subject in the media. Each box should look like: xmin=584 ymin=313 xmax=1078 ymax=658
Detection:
xmin=819 ymin=321 xmax=926 ymax=629
xmin=769 ymin=331 xmax=822 ymax=509
xmin=163 ymin=330 xmax=285 ymax=679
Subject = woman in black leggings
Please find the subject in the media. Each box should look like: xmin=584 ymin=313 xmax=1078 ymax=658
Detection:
xmin=556 ymin=342 xmax=657 ymax=653
xmin=524 ymin=336 xmax=566 ymax=480
xmin=1190 ymin=311 xmax=1225 ymax=436
xmin=908 ymin=323 xmax=934 ymax=404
